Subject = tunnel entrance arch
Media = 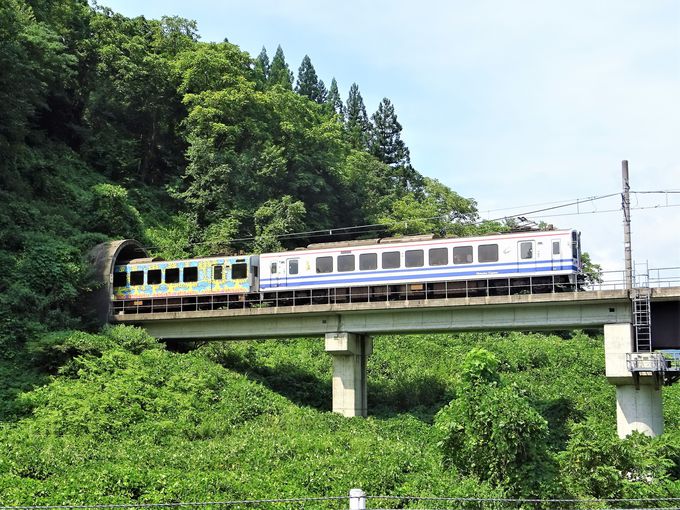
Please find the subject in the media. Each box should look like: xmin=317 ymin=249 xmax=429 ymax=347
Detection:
xmin=87 ymin=239 xmax=149 ymax=325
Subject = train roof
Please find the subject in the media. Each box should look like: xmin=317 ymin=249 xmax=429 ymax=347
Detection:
xmin=260 ymin=229 xmax=575 ymax=259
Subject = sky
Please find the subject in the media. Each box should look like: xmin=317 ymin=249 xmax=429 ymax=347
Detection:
xmin=102 ymin=0 xmax=680 ymax=279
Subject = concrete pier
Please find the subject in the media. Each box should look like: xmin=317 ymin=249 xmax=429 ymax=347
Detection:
xmin=604 ymin=323 xmax=664 ymax=437
xmin=325 ymin=333 xmax=372 ymax=417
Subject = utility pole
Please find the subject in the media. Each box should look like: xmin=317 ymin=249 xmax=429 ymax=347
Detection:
xmin=622 ymin=160 xmax=633 ymax=289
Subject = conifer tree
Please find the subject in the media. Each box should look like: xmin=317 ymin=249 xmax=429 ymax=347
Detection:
xmin=326 ymin=77 xmax=344 ymax=116
xmin=268 ymin=45 xmax=293 ymax=89
xmin=370 ymin=97 xmax=410 ymax=167
xmin=370 ymin=97 xmax=423 ymax=192
xmin=317 ymin=79 xmax=328 ymax=104
xmin=295 ymin=55 xmax=325 ymax=103
xmin=345 ymin=83 xmax=370 ymax=149
xmin=254 ymin=46 xmax=270 ymax=85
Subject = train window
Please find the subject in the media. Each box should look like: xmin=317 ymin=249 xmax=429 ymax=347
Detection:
xmin=271 ymin=262 xmax=277 ymax=274
xmin=113 ymin=271 xmax=127 ymax=287
xmin=360 ymin=253 xmax=377 ymax=270
xmin=453 ymin=246 xmax=473 ymax=264
xmin=316 ymin=256 xmax=333 ymax=273
xmin=552 ymin=241 xmax=560 ymax=255
xmin=572 ymin=231 xmax=578 ymax=259
xmin=338 ymin=254 xmax=355 ymax=272
xmin=165 ymin=268 xmax=180 ymax=283
xmin=213 ymin=265 xmax=223 ymax=280
xmin=382 ymin=251 xmax=400 ymax=269
xmin=254 ymin=266 xmax=259 ymax=277
xmin=405 ymin=249 xmax=424 ymax=268
xmin=478 ymin=244 xmax=499 ymax=263
xmin=147 ymin=269 xmax=162 ymax=285
xmin=183 ymin=266 xmax=198 ymax=282
xmin=520 ymin=242 xmax=533 ymax=260
xmin=130 ymin=271 xmax=144 ymax=286
xmin=232 ymin=263 xmax=247 ymax=279
xmin=429 ymin=248 xmax=448 ymax=266
xmin=288 ymin=259 xmax=299 ymax=275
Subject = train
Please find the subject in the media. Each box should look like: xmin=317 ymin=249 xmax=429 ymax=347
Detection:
xmin=111 ymin=229 xmax=583 ymax=314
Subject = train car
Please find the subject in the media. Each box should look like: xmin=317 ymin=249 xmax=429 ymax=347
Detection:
xmin=111 ymin=254 xmax=259 ymax=313
xmin=259 ymin=230 xmax=581 ymax=300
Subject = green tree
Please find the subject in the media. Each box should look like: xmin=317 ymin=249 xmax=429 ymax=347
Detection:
xmin=82 ymin=8 xmax=196 ymax=184
xmin=558 ymin=421 xmax=679 ymax=498
xmin=435 ymin=348 xmax=552 ymax=496
xmin=87 ymin=183 xmax=145 ymax=241
xmin=268 ymin=44 xmax=294 ymax=89
xmin=369 ymin=97 xmax=424 ymax=193
xmin=254 ymin=46 xmax=270 ymax=87
xmin=295 ymin=55 xmax=326 ymax=103
xmin=580 ymin=252 xmax=603 ymax=285
xmin=370 ymin=98 xmax=409 ymax=166
xmin=379 ymin=178 xmax=477 ymax=236
xmin=0 ymin=0 xmax=76 ymax=183
xmin=326 ymin=77 xmax=344 ymax=116
xmin=345 ymin=83 xmax=371 ymax=149
xmin=253 ymin=196 xmax=307 ymax=252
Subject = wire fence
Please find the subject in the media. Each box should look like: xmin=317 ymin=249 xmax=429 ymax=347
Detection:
xmin=4 ymin=493 xmax=680 ymax=510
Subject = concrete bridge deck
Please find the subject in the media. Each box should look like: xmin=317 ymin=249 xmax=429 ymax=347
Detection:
xmin=111 ymin=287 xmax=680 ymax=341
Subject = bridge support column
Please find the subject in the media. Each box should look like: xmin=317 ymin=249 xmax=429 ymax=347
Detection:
xmin=604 ymin=323 xmax=664 ymax=437
xmin=325 ymin=333 xmax=372 ymax=417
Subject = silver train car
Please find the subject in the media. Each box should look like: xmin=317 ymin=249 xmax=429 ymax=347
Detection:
xmin=259 ymin=229 xmax=581 ymax=299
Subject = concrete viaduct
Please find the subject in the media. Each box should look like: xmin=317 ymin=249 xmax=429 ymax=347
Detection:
xmin=90 ymin=240 xmax=680 ymax=438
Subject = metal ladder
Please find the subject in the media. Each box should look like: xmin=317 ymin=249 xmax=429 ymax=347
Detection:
xmin=631 ymin=262 xmax=652 ymax=352
xmin=632 ymin=287 xmax=652 ymax=353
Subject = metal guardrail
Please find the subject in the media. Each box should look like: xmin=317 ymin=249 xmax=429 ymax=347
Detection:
xmin=626 ymin=351 xmax=680 ymax=387
xmin=588 ymin=266 xmax=680 ymax=291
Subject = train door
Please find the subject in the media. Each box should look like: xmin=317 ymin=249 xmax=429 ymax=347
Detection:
xmin=550 ymin=238 xmax=562 ymax=270
xmin=286 ymin=257 xmax=300 ymax=287
xmin=269 ymin=258 xmax=286 ymax=289
xmin=517 ymin=240 xmax=537 ymax=273
xmin=211 ymin=261 xmax=224 ymax=292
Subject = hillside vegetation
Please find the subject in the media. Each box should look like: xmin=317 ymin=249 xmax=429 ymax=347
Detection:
xmin=2 ymin=327 xmax=678 ymax=504
xmin=0 ymin=0 xmax=678 ymax=504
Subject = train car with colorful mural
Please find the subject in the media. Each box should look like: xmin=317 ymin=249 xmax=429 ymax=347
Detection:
xmin=111 ymin=254 xmax=259 ymax=313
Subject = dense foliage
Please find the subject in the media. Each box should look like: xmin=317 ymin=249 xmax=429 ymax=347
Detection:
xmin=1 ymin=0 xmax=678 ymax=504
xmin=1 ymin=328 xmax=679 ymax=504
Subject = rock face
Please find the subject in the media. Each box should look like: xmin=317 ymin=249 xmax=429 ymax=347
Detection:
xmin=87 ymin=240 xmax=148 ymax=326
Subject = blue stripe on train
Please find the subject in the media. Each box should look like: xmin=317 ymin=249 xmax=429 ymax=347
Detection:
xmin=260 ymin=264 xmax=579 ymax=289
xmin=262 ymin=257 xmax=574 ymax=284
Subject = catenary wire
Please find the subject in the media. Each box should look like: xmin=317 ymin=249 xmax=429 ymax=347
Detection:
xmin=139 ymin=192 xmax=622 ymax=251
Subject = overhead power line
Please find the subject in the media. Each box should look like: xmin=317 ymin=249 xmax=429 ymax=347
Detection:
xmin=139 ymin=188 xmax=680 ymax=252
xmin=141 ymin=192 xmax=625 ymax=251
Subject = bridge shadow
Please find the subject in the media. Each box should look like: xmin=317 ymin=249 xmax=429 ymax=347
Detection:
xmin=367 ymin=376 xmax=453 ymax=422
xmin=207 ymin=348 xmax=333 ymax=411
xmin=207 ymin=346 xmax=453 ymax=421
xmin=535 ymin=396 xmax=584 ymax=450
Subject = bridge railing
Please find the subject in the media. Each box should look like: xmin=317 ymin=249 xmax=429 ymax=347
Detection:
xmin=587 ymin=266 xmax=680 ymax=291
